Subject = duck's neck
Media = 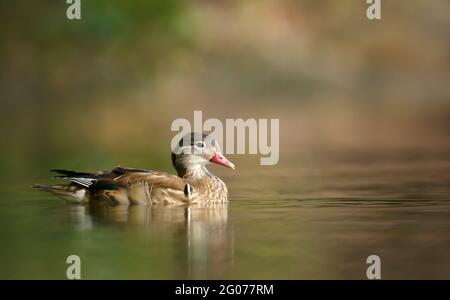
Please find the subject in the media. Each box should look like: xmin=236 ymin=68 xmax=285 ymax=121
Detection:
xmin=176 ymin=164 xmax=213 ymax=180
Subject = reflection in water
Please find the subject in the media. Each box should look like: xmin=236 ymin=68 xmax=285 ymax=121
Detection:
xmin=66 ymin=203 xmax=233 ymax=279
xmin=2 ymin=149 xmax=449 ymax=279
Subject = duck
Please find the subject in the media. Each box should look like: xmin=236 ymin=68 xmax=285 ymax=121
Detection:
xmin=32 ymin=132 xmax=235 ymax=205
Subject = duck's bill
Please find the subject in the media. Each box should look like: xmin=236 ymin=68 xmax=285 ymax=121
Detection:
xmin=210 ymin=153 xmax=235 ymax=170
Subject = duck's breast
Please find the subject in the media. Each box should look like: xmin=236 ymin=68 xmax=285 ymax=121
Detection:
xmin=191 ymin=176 xmax=229 ymax=203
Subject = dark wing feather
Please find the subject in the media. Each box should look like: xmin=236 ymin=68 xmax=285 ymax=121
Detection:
xmin=111 ymin=166 xmax=156 ymax=175
xmin=51 ymin=169 xmax=99 ymax=188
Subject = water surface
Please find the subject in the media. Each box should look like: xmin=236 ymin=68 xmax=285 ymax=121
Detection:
xmin=0 ymin=149 xmax=449 ymax=279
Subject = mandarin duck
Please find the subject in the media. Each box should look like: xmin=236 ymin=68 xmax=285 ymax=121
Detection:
xmin=33 ymin=133 xmax=235 ymax=205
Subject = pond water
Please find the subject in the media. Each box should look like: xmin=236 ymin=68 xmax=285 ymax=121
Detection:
xmin=0 ymin=149 xmax=449 ymax=279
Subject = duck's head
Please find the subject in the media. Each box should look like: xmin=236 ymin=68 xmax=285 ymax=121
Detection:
xmin=171 ymin=132 xmax=235 ymax=176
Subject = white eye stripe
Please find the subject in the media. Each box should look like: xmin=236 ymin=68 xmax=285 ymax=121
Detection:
xmin=178 ymin=144 xmax=205 ymax=155
xmin=195 ymin=141 xmax=206 ymax=149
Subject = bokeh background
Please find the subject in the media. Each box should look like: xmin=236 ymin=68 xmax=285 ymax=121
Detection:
xmin=0 ymin=0 xmax=449 ymax=279
xmin=1 ymin=0 xmax=449 ymax=176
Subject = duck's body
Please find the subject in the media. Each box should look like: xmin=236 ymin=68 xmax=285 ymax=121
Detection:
xmin=33 ymin=133 xmax=234 ymax=205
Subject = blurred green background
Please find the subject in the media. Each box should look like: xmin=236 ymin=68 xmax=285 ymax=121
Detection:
xmin=1 ymin=0 xmax=449 ymax=177
xmin=0 ymin=0 xmax=450 ymax=279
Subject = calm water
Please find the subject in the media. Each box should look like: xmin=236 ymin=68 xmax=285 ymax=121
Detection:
xmin=0 ymin=150 xmax=449 ymax=279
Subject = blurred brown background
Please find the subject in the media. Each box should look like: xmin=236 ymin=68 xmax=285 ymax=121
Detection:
xmin=0 ymin=0 xmax=449 ymax=179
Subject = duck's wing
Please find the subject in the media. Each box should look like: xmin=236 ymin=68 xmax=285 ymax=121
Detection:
xmin=110 ymin=167 xmax=185 ymax=191
xmin=49 ymin=167 xmax=193 ymax=205
xmin=110 ymin=167 xmax=192 ymax=204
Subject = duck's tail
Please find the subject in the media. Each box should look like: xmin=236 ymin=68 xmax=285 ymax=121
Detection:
xmin=32 ymin=184 xmax=89 ymax=203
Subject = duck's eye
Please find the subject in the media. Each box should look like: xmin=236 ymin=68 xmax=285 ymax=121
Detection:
xmin=195 ymin=141 xmax=206 ymax=149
